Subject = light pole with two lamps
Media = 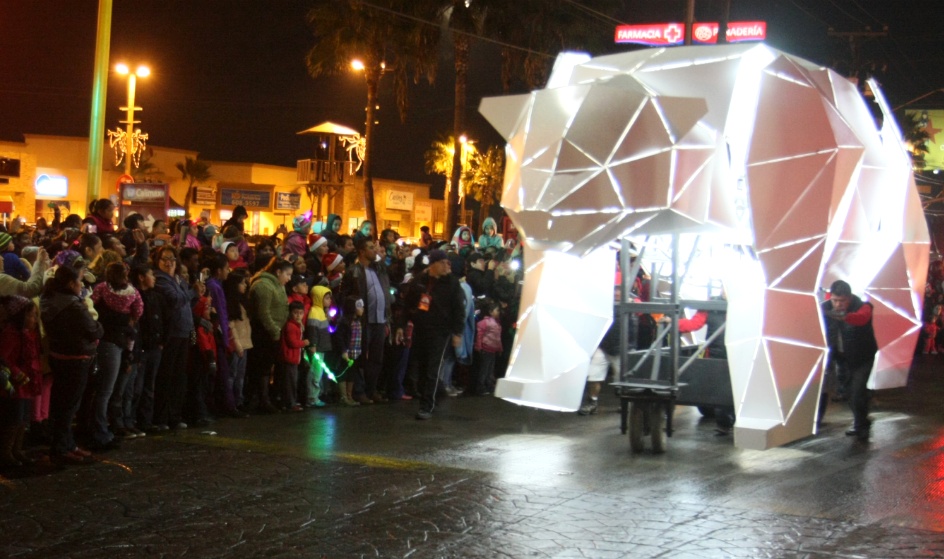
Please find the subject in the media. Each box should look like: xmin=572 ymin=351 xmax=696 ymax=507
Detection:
xmin=113 ymin=63 xmax=150 ymax=177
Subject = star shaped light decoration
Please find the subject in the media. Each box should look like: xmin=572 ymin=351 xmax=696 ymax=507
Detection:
xmin=480 ymin=44 xmax=928 ymax=450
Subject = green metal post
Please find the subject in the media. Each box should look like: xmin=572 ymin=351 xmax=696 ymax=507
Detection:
xmin=86 ymin=0 xmax=113 ymax=201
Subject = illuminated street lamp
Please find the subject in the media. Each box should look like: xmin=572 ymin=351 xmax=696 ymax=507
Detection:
xmin=349 ymin=57 xmax=389 ymax=228
xmin=112 ymin=63 xmax=150 ymax=176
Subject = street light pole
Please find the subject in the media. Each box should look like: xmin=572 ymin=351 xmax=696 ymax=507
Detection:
xmin=116 ymin=63 xmax=149 ymax=176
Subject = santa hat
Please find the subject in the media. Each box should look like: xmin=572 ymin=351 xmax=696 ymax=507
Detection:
xmin=308 ymin=234 xmax=327 ymax=253
xmin=322 ymin=252 xmax=343 ymax=273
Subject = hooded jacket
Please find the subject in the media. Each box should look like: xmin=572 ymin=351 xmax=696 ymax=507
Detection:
xmin=477 ymin=217 xmax=503 ymax=250
xmin=40 ymin=290 xmax=104 ymax=357
xmin=306 ymin=285 xmax=334 ymax=353
xmin=322 ymin=214 xmax=342 ymax=249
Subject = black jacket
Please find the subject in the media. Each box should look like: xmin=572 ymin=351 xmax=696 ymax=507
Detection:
xmin=403 ymin=271 xmax=466 ymax=336
xmin=822 ymin=296 xmax=878 ymax=367
xmin=138 ymin=288 xmax=166 ymax=351
xmin=41 ymin=291 xmax=104 ymax=357
xmin=466 ymin=267 xmax=494 ymax=298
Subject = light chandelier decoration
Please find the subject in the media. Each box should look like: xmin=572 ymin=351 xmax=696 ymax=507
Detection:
xmin=107 ymin=127 xmax=149 ymax=168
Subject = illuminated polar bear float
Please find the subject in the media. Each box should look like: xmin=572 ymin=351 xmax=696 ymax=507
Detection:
xmin=479 ymin=43 xmax=928 ymax=450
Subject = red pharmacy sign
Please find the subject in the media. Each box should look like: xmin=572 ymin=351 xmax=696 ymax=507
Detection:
xmin=615 ymin=23 xmax=686 ymax=46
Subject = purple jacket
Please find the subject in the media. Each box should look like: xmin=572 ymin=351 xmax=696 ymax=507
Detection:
xmin=206 ymin=277 xmax=229 ymax=348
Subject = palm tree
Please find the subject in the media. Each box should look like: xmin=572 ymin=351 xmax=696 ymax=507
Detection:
xmin=899 ymin=111 xmax=931 ymax=169
xmin=467 ymin=145 xmax=504 ymax=227
xmin=437 ymin=0 xmax=488 ymax=238
xmin=306 ymin=0 xmax=438 ymax=227
xmin=425 ymin=134 xmax=477 ymax=223
xmin=176 ymin=156 xmax=212 ymax=218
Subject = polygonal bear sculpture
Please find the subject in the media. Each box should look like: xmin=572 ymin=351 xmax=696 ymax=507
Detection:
xmin=479 ymin=44 xmax=928 ymax=450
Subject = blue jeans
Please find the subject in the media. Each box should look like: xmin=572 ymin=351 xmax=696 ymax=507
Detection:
xmin=133 ymin=348 xmax=162 ymax=427
xmin=93 ymin=341 xmax=123 ymax=444
xmin=229 ymin=351 xmax=248 ymax=408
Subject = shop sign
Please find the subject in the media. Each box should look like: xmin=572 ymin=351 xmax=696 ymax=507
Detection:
xmin=615 ymin=23 xmax=684 ymax=46
xmin=692 ymin=21 xmax=767 ymax=44
xmin=220 ymin=187 xmax=271 ymax=209
xmin=616 ymin=21 xmax=766 ymax=46
xmin=276 ymin=192 xmax=301 ymax=211
xmin=386 ymin=189 xmax=413 ymax=211
xmin=414 ymin=201 xmax=432 ymax=221
xmin=35 ymin=174 xmax=68 ymax=197
xmin=121 ymin=183 xmax=167 ymax=204
xmin=193 ymin=186 xmax=216 ymax=205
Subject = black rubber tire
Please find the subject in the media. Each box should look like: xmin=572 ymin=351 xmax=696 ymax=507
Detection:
xmin=697 ymin=406 xmax=716 ymax=418
xmin=651 ymin=403 xmax=668 ymax=454
xmin=629 ymin=402 xmax=646 ymax=453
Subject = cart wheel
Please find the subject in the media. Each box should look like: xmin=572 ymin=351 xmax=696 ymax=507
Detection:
xmin=697 ymin=406 xmax=716 ymax=418
xmin=651 ymin=403 xmax=667 ymax=454
xmin=629 ymin=402 xmax=646 ymax=453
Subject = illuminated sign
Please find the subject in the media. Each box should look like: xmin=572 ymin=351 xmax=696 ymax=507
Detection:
xmin=385 ymin=190 xmax=414 ymax=211
xmin=275 ymin=192 xmax=301 ymax=211
xmin=616 ymin=21 xmax=766 ymax=46
xmin=35 ymin=174 xmax=68 ymax=197
xmin=120 ymin=183 xmax=167 ymax=204
xmin=615 ymin=23 xmax=685 ymax=46
xmin=219 ymin=186 xmax=272 ymax=209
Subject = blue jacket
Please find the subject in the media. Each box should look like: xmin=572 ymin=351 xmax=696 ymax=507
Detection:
xmin=456 ymin=281 xmax=475 ymax=365
xmin=154 ymin=269 xmax=195 ymax=339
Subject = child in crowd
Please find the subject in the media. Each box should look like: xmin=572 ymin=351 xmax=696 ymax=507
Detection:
xmin=923 ymin=304 xmax=942 ymax=354
xmin=224 ymin=270 xmax=252 ymax=413
xmin=221 ymin=241 xmax=248 ymax=271
xmin=305 ymin=285 xmax=334 ymax=407
xmin=286 ymin=274 xmax=313 ymax=408
xmin=90 ymin=262 xmax=142 ymax=450
xmin=191 ymin=296 xmax=217 ymax=426
xmin=279 ymin=301 xmax=309 ymax=411
xmin=0 ymin=296 xmax=42 ymax=466
xmin=472 ymin=298 xmax=503 ymax=396
xmin=322 ymin=252 xmax=345 ymax=290
xmin=332 ymin=296 xmax=363 ymax=407
xmin=127 ymin=265 xmax=164 ymax=436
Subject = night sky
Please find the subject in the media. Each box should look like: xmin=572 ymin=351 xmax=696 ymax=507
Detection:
xmin=2 ymin=1 xmax=943 ymax=193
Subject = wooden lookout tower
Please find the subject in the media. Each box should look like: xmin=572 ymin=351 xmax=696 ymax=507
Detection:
xmin=296 ymin=121 xmax=362 ymax=221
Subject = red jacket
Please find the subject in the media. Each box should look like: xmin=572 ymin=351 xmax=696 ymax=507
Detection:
xmin=288 ymin=293 xmax=312 ymax=320
xmin=280 ymin=320 xmax=306 ymax=364
xmin=0 ymin=325 xmax=41 ymax=398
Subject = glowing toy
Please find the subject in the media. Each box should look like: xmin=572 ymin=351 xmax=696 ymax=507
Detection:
xmin=479 ymin=43 xmax=929 ymax=449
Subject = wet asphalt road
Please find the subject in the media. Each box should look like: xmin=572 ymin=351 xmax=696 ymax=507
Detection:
xmin=2 ymin=356 xmax=944 ymax=558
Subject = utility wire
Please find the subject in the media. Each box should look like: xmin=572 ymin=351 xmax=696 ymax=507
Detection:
xmin=357 ymin=0 xmax=556 ymax=60
xmin=559 ymin=0 xmax=628 ymax=26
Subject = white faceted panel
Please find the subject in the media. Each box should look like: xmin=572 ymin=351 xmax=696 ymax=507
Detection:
xmin=479 ymin=44 xmax=929 ymax=449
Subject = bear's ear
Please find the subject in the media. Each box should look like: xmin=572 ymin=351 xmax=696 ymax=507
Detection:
xmin=479 ymin=94 xmax=532 ymax=142
xmin=546 ymin=51 xmax=592 ymax=89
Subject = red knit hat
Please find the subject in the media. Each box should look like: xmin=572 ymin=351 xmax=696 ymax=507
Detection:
xmin=322 ymin=252 xmax=343 ymax=273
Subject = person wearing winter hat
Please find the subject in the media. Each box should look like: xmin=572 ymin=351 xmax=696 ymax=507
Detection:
xmin=283 ymin=215 xmax=312 ymax=258
xmin=220 ymin=240 xmax=248 ymax=270
xmin=308 ymin=234 xmax=328 ymax=257
xmin=322 ymin=252 xmax=345 ymax=289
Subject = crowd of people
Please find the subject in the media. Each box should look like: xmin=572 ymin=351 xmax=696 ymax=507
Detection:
xmin=0 ymin=202 xmax=524 ymax=468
